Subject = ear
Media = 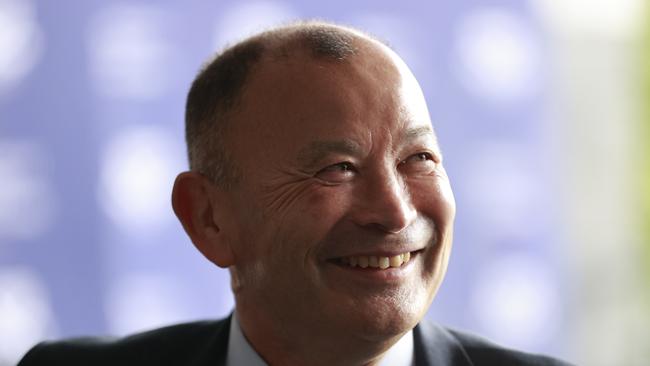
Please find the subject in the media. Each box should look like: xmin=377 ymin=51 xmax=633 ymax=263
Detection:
xmin=171 ymin=171 xmax=235 ymax=268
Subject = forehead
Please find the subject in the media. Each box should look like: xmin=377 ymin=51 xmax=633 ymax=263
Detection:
xmin=228 ymin=39 xmax=433 ymax=156
xmin=254 ymin=41 xmax=402 ymax=107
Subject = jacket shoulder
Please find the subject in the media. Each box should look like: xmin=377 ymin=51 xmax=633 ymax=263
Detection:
xmin=447 ymin=328 xmax=573 ymax=366
xmin=415 ymin=321 xmax=574 ymax=366
xmin=18 ymin=318 xmax=231 ymax=366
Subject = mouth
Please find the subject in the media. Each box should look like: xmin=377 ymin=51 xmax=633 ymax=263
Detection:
xmin=324 ymin=249 xmax=422 ymax=284
xmin=328 ymin=249 xmax=422 ymax=270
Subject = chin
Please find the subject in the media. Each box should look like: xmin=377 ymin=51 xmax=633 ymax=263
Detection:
xmin=340 ymin=289 xmax=430 ymax=342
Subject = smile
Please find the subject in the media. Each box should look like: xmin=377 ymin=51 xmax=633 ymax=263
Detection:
xmin=338 ymin=251 xmax=413 ymax=270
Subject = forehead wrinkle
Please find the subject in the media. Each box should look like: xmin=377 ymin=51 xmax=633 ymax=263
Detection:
xmin=296 ymin=139 xmax=362 ymax=168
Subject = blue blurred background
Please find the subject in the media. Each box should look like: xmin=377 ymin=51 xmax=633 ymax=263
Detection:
xmin=1 ymin=1 xmax=649 ymax=365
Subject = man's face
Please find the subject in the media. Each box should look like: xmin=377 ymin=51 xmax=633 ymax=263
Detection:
xmin=221 ymin=43 xmax=455 ymax=341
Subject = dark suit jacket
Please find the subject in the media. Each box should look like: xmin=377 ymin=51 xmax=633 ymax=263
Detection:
xmin=18 ymin=316 xmax=573 ymax=365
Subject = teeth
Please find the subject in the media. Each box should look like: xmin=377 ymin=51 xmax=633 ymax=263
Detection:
xmin=389 ymin=255 xmax=402 ymax=268
xmin=339 ymin=252 xmax=413 ymax=270
xmin=358 ymin=256 xmax=369 ymax=268
xmin=369 ymin=256 xmax=379 ymax=268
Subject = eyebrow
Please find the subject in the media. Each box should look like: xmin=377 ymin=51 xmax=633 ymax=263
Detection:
xmin=404 ymin=126 xmax=435 ymax=142
xmin=296 ymin=139 xmax=362 ymax=169
xmin=404 ymin=125 xmax=443 ymax=159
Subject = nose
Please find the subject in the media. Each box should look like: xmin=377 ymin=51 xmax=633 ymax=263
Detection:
xmin=351 ymin=170 xmax=417 ymax=233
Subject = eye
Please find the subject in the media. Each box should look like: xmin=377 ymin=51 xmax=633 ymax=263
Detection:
xmin=399 ymin=152 xmax=437 ymax=174
xmin=408 ymin=152 xmax=433 ymax=162
xmin=315 ymin=162 xmax=356 ymax=183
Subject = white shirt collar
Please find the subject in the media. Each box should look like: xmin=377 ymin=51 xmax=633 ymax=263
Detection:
xmin=225 ymin=312 xmax=266 ymax=366
xmin=225 ymin=312 xmax=415 ymax=366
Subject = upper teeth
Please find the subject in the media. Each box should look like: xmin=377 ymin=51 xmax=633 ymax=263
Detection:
xmin=340 ymin=252 xmax=411 ymax=269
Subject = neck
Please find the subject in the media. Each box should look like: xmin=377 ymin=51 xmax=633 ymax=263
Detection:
xmin=235 ymin=303 xmax=407 ymax=366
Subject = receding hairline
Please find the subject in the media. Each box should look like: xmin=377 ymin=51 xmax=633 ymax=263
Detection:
xmin=227 ymin=22 xmax=392 ymax=81
xmin=223 ymin=22 xmax=399 ymax=114
xmin=247 ymin=20 xmax=384 ymax=54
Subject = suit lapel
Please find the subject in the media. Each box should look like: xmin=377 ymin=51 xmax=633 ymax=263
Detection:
xmin=413 ymin=321 xmax=474 ymax=366
xmin=192 ymin=316 xmax=475 ymax=366
xmin=186 ymin=315 xmax=231 ymax=366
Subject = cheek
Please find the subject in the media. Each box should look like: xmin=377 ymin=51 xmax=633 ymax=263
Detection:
xmin=435 ymin=178 xmax=456 ymax=222
xmin=271 ymin=186 xmax=354 ymax=263
xmin=291 ymin=184 xmax=352 ymax=228
xmin=254 ymin=185 xmax=352 ymax=263
xmin=410 ymin=177 xmax=456 ymax=226
xmin=243 ymin=188 xmax=352 ymax=295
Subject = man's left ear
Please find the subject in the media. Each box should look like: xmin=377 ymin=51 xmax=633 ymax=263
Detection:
xmin=171 ymin=171 xmax=235 ymax=268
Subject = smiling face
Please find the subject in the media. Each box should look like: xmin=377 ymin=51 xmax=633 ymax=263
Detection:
xmin=218 ymin=40 xmax=455 ymax=358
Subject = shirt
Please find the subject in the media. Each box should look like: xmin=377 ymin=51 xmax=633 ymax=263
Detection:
xmin=225 ymin=312 xmax=415 ymax=366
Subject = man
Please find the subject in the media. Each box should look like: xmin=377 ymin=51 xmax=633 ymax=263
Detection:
xmin=19 ymin=21 xmax=572 ymax=365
